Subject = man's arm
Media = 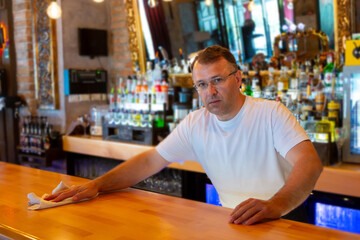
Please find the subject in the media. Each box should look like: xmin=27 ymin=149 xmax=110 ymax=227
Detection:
xmin=229 ymin=140 xmax=323 ymax=225
xmin=45 ymin=149 xmax=169 ymax=202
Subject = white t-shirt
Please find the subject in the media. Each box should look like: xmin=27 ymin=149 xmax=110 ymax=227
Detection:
xmin=156 ymin=96 xmax=309 ymax=208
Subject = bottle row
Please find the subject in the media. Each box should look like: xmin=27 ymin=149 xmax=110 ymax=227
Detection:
xmin=19 ymin=115 xmax=53 ymax=155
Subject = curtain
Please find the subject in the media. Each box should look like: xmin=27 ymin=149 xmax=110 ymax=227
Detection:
xmin=143 ymin=0 xmax=173 ymax=60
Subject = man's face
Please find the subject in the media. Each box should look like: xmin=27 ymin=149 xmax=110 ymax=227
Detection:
xmin=192 ymin=58 xmax=242 ymax=121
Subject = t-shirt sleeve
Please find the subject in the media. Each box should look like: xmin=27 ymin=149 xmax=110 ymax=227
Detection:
xmin=155 ymin=114 xmax=198 ymax=164
xmin=271 ymin=102 xmax=309 ymax=158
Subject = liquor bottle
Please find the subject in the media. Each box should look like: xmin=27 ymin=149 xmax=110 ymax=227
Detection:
xmin=263 ymin=69 xmax=276 ymax=99
xmin=298 ymin=64 xmax=308 ymax=95
xmin=20 ymin=122 xmax=26 ymax=152
xmin=140 ymin=78 xmax=149 ymax=104
xmin=179 ymin=48 xmax=189 ymax=73
xmin=135 ymin=76 xmax=141 ymax=104
xmin=146 ymin=61 xmax=154 ymax=87
xmin=108 ymin=88 xmax=115 ymax=124
xmin=254 ymin=66 xmax=263 ymax=90
xmin=132 ymin=75 xmax=139 ymax=104
xmin=161 ymin=78 xmax=169 ymax=110
xmin=37 ymin=125 xmax=43 ymax=155
xmin=126 ymin=75 xmax=133 ymax=104
xmin=154 ymin=79 xmax=162 ymax=104
xmin=172 ymin=58 xmax=181 ymax=74
xmin=327 ymin=100 xmax=340 ymax=127
xmin=159 ymin=46 xmax=170 ymax=69
xmin=302 ymin=113 xmax=318 ymax=142
xmin=323 ymin=53 xmax=334 ymax=95
xmin=154 ymin=111 xmax=164 ymax=128
xmin=278 ymin=66 xmax=289 ymax=95
xmin=306 ymin=77 xmax=312 ymax=98
xmin=335 ymin=53 xmax=345 ymax=99
xmin=243 ymin=70 xmax=252 ymax=97
xmin=42 ymin=124 xmax=49 ymax=151
xmin=153 ymin=52 xmax=162 ymax=81
xmin=315 ymin=111 xmax=335 ymax=143
xmin=251 ymin=74 xmax=261 ymax=98
xmin=289 ymin=60 xmax=298 ymax=90
xmin=303 ymin=114 xmax=317 ymax=132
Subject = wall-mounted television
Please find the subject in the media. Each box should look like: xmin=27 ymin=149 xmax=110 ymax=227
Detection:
xmin=78 ymin=28 xmax=108 ymax=58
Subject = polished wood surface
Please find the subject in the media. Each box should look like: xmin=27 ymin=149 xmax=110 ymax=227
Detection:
xmin=63 ymin=135 xmax=360 ymax=198
xmin=0 ymin=162 xmax=359 ymax=240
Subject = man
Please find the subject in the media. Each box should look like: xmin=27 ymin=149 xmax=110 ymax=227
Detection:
xmin=46 ymin=46 xmax=323 ymax=225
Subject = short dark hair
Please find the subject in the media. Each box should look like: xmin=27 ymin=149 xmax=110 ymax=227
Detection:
xmin=190 ymin=45 xmax=238 ymax=72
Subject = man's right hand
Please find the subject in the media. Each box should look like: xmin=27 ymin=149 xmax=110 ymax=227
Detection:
xmin=44 ymin=180 xmax=99 ymax=202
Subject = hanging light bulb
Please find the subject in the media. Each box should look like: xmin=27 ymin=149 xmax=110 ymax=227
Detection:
xmin=205 ymin=0 xmax=212 ymax=6
xmin=282 ymin=24 xmax=289 ymax=32
xmin=290 ymin=23 xmax=297 ymax=32
xmin=287 ymin=2 xmax=293 ymax=10
xmin=47 ymin=1 xmax=61 ymax=19
xmin=148 ymin=0 xmax=159 ymax=8
xmin=248 ymin=0 xmax=256 ymax=12
xmin=163 ymin=0 xmax=172 ymax=2
xmin=297 ymin=23 xmax=305 ymax=31
xmin=93 ymin=0 xmax=104 ymax=2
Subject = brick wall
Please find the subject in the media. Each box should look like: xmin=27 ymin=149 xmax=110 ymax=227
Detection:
xmin=12 ymin=0 xmax=36 ymax=114
xmin=109 ymin=0 xmax=133 ymax=81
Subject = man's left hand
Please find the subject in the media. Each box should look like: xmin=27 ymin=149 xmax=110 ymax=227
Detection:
xmin=229 ymin=198 xmax=284 ymax=225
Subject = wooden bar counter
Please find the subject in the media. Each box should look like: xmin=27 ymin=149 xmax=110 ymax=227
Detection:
xmin=0 ymin=162 xmax=359 ymax=240
xmin=63 ymin=135 xmax=360 ymax=198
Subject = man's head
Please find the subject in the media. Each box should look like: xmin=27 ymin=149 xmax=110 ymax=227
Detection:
xmin=191 ymin=45 xmax=244 ymax=121
xmin=190 ymin=45 xmax=238 ymax=73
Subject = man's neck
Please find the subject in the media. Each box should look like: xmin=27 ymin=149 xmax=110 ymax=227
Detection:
xmin=216 ymin=93 xmax=246 ymax=121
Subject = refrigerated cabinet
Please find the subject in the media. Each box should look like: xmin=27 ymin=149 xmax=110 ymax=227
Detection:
xmin=342 ymin=66 xmax=360 ymax=163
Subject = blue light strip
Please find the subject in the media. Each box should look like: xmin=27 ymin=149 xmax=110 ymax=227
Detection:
xmin=315 ymin=202 xmax=360 ymax=234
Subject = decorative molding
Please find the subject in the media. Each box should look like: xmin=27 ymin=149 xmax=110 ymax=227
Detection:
xmin=125 ymin=0 xmax=145 ymax=73
xmin=334 ymin=0 xmax=352 ymax=59
xmin=0 ymin=0 xmax=5 ymax=10
xmin=32 ymin=0 xmax=58 ymax=109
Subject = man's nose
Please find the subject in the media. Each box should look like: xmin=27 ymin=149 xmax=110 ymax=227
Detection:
xmin=207 ymin=83 xmax=218 ymax=94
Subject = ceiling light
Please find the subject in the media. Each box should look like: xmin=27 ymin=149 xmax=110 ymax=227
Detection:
xmin=148 ymin=0 xmax=158 ymax=8
xmin=46 ymin=1 xmax=61 ymax=19
xmin=93 ymin=0 xmax=104 ymax=2
xmin=248 ymin=0 xmax=255 ymax=12
xmin=205 ymin=0 xmax=212 ymax=6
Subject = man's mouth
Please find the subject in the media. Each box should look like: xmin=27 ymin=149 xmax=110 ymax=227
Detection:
xmin=209 ymin=100 xmax=221 ymax=105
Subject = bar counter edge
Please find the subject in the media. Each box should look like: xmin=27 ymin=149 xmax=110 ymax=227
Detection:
xmin=62 ymin=135 xmax=360 ymax=198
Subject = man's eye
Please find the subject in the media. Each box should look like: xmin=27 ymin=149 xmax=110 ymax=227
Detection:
xmin=213 ymin=78 xmax=223 ymax=84
xmin=197 ymin=82 xmax=206 ymax=88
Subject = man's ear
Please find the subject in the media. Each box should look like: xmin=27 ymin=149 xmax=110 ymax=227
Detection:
xmin=236 ymin=70 xmax=242 ymax=87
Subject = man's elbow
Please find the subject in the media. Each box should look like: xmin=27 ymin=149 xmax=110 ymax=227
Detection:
xmin=313 ymin=155 xmax=323 ymax=178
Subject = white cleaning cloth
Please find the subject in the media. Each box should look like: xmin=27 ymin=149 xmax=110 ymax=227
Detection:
xmin=27 ymin=181 xmax=97 ymax=210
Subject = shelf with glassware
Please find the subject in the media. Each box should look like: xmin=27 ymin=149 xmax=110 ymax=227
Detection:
xmin=17 ymin=115 xmax=65 ymax=167
xmin=100 ymin=52 xmax=196 ymax=145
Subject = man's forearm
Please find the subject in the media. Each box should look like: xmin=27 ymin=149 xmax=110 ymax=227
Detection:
xmin=93 ymin=149 xmax=169 ymax=193
xmin=270 ymin=156 xmax=323 ymax=215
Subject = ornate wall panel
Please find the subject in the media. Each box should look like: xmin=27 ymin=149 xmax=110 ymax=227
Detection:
xmin=125 ymin=0 xmax=145 ymax=73
xmin=32 ymin=0 xmax=58 ymax=109
xmin=334 ymin=0 xmax=352 ymax=58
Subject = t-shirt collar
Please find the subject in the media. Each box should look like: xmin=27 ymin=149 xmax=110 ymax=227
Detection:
xmin=214 ymin=95 xmax=248 ymax=128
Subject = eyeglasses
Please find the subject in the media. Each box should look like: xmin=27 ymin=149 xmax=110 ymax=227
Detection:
xmin=194 ymin=70 xmax=238 ymax=92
